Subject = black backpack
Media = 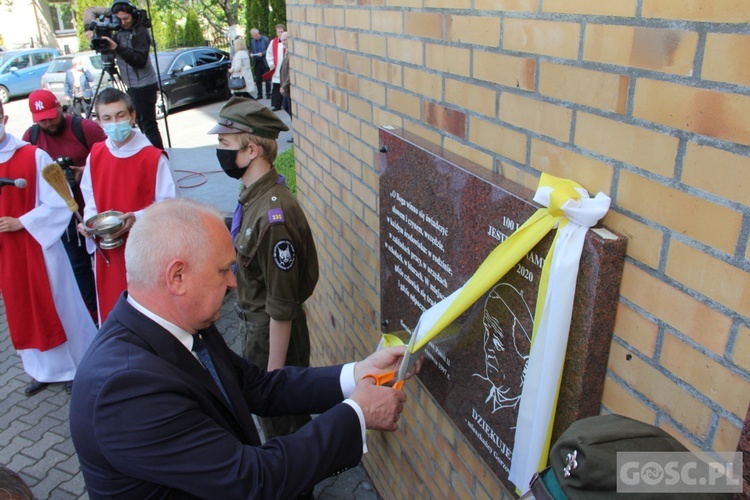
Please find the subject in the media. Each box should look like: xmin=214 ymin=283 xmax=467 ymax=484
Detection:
xmin=28 ymin=115 xmax=88 ymax=149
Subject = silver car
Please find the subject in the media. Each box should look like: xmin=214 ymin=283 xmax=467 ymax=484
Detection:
xmin=41 ymin=51 xmax=111 ymax=109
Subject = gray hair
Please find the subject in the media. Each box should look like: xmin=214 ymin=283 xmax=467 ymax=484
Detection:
xmin=125 ymin=198 xmax=224 ymax=288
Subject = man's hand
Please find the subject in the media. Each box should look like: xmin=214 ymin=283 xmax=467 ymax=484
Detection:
xmin=349 ymin=378 xmax=406 ymax=432
xmin=280 ymin=87 xmax=286 ymax=96
xmin=353 ymin=345 xmax=423 ymax=383
xmin=111 ymin=211 xmax=135 ymax=238
xmin=77 ymin=221 xmax=92 ymax=238
xmin=101 ymin=35 xmax=117 ymax=51
xmin=0 ymin=217 xmax=23 ymax=233
xmin=70 ymin=165 xmax=85 ymax=183
xmin=269 ymin=63 xmax=276 ymax=71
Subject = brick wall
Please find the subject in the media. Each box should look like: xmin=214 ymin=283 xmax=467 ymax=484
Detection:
xmin=286 ymin=1 xmax=750 ymax=496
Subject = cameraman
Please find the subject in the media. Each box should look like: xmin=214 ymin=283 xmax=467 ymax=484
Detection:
xmin=22 ymin=90 xmax=106 ymax=322
xmin=84 ymin=0 xmax=164 ymax=149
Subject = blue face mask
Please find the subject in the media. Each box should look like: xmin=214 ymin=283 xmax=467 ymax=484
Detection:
xmin=103 ymin=120 xmax=133 ymax=142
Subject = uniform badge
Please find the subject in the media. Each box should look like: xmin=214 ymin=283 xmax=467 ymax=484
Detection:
xmin=245 ymin=228 xmax=252 ymax=237
xmin=563 ymin=450 xmax=578 ymax=478
xmin=268 ymin=208 xmax=285 ymax=224
xmin=273 ymin=239 xmax=296 ymax=270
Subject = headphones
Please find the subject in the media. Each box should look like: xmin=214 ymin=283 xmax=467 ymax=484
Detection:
xmin=111 ymin=0 xmax=136 ymax=15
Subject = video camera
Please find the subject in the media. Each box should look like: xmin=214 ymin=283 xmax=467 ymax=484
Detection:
xmin=88 ymin=14 xmax=121 ymax=53
xmin=55 ymin=156 xmax=78 ymax=190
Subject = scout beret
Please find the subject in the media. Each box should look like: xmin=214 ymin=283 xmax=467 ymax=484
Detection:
xmin=547 ymin=414 xmax=688 ymax=499
xmin=208 ymin=97 xmax=289 ymax=139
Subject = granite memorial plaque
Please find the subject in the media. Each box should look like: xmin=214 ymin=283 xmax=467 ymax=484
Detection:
xmin=378 ymin=127 xmax=627 ymax=494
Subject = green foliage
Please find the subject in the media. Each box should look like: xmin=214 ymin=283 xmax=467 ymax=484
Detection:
xmin=150 ymin=12 xmax=165 ymax=50
xmin=274 ymin=147 xmax=296 ymax=196
xmin=164 ymin=11 xmax=178 ymax=49
xmin=267 ymin=0 xmax=286 ymax=36
xmin=183 ymin=9 xmax=204 ymax=46
xmin=76 ymin=0 xmax=107 ymax=51
xmin=246 ymin=0 xmax=269 ymax=37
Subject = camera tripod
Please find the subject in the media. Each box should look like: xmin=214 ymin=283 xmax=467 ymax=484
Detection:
xmin=85 ymin=51 xmax=128 ymax=120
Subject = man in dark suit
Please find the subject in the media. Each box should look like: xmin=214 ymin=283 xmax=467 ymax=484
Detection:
xmin=69 ymin=197 xmax=414 ymax=499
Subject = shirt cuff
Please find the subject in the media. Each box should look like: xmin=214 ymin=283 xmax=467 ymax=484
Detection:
xmin=340 ymin=363 xmax=366 ymax=453
xmin=342 ymin=399 xmax=367 ymax=454
xmin=340 ymin=362 xmax=356 ymax=398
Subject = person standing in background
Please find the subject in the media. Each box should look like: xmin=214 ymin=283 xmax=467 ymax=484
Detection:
xmin=0 ymin=100 xmax=97 ymax=396
xmin=78 ymin=88 xmax=176 ymax=324
xmin=64 ymin=57 xmax=95 ymax=117
xmin=279 ymin=32 xmax=293 ymax=143
xmin=250 ymin=28 xmax=271 ymax=100
xmin=23 ymin=89 xmax=107 ymax=321
xmin=228 ymin=37 xmax=257 ymax=99
xmin=84 ymin=0 xmax=164 ymax=149
xmin=265 ymin=24 xmax=286 ymax=111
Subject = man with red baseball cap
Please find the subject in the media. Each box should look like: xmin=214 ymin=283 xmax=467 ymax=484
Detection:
xmin=22 ymin=89 xmax=106 ymax=322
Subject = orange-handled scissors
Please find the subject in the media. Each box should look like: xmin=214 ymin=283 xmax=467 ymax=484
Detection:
xmin=362 ymin=325 xmax=419 ymax=390
xmin=362 ymin=371 xmax=404 ymax=390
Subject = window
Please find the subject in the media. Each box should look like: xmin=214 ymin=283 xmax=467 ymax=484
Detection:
xmin=50 ymin=2 xmax=76 ymax=33
xmin=7 ymin=55 xmax=30 ymax=71
xmin=172 ymin=53 xmax=196 ymax=72
xmin=196 ymin=50 xmax=222 ymax=66
xmin=31 ymin=52 xmax=53 ymax=65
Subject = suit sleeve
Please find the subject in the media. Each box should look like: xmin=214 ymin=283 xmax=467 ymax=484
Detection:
xmin=92 ymin=363 xmax=362 ymax=499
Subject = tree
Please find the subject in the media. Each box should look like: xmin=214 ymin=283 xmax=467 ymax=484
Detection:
xmin=76 ymin=0 xmax=108 ymax=51
xmin=164 ymin=11 xmax=178 ymax=48
xmin=268 ymin=0 xmax=285 ymax=35
xmin=246 ymin=0 xmax=269 ymax=37
xmin=150 ymin=11 xmax=167 ymax=50
xmin=183 ymin=9 xmax=204 ymax=46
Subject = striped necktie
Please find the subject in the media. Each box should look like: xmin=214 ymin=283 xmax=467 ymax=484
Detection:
xmin=192 ymin=335 xmax=231 ymax=405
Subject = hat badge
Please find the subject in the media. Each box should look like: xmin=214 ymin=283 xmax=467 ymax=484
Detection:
xmin=563 ymin=450 xmax=578 ymax=478
xmin=34 ymin=100 xmax=46 ymax=111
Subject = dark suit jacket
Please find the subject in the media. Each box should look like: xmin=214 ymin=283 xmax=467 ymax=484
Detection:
xmin=70 ymin=294 xmax=362 ymax=499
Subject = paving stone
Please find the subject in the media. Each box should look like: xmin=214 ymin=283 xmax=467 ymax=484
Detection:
xmin=2 ymin=453 xmax=36 ymax=475
xmin=0 ymin=435 xmax=34 ymax=463
xmin=58 ymin=470 xmax=87 ymax=497
xmin=0 ymin=418 xmax=32 ymax=447
xmin=23 ymin=448 xmax=69 ymax=480
xmin=0 ymin=401 xmax=32 ymax=430
xmin=20 ymin=430 xmax=66 ymax=460
xmin=29 ymin=467 xmax=73 ymax=500
xmin=19 ymin=415 xmax=65 ymax=442
xmin=55 ymin=453 xmax=81 ymax=476
xmin=52 ymin=435 xmax=77 ymax=457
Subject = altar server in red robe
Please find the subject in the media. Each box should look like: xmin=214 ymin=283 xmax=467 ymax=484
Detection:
xmin=0 ymin=101 xmax=97 ymax=396
xmin=79 ymin=88 xmax=176 ymax=324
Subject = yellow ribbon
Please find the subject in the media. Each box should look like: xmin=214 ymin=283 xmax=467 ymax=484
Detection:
xmin=411 ymin=174 xmax=582 ymax=353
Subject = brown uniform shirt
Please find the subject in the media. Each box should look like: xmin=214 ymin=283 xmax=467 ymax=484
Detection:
xmin=234 ymin=168 xmax=318 ymax=320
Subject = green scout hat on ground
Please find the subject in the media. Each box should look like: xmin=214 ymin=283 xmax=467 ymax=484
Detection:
xmin=207 ymin=97 xmax=289 ymax=139
xmin=530 ymin=414 xmax=730 ymax=500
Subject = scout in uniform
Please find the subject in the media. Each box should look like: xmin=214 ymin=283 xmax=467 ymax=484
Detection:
xmin=209 ymin=97 xmax=318 ymax=439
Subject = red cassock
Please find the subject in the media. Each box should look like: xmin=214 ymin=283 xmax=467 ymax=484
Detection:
xmin=0 ymin=145 xmax=67 ymax=351
xmin=89 ymin=142 xmax=162 ymax=322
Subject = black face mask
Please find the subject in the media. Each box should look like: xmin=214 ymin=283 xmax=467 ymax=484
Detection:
xmin=216 ymin=148 xmax=246 ymax=179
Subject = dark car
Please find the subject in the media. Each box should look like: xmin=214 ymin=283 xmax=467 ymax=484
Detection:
xmin=151 ymin=47 xmax=231 ymax=118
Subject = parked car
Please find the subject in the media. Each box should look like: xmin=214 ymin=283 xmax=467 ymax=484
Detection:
xmin=151 ymin=47 xmax=231 ymax=118
xmin=0 ymin=48 xmax=59 ymax=103
xmin=41 ymin=51 xmax=111 ymax=109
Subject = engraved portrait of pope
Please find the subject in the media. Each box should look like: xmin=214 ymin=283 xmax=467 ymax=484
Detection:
xmin=473 ymin=282 xmax=533 ymax=413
